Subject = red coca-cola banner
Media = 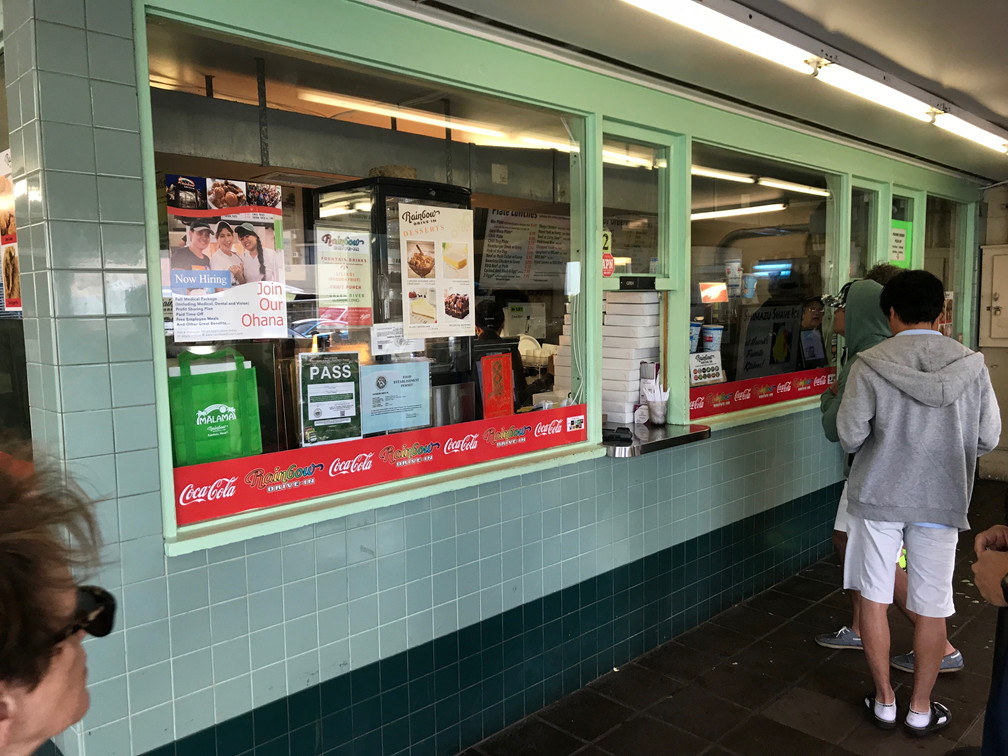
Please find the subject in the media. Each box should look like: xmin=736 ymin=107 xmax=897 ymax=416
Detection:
xmin=174 ymin=404 xmax=588 ymax=526
xmin=689 ymin=368 xmax=835 ymax=419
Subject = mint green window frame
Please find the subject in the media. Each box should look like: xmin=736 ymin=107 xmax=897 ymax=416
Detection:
xmin=131 ymin=0 xmax=984 ymax=551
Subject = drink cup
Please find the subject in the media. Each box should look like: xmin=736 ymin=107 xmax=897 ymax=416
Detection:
xmin=725 ymin=260 xmax=743 ymax=297
xmin=701 ymin=324 xmax=724 ymax=352
xmin=689 ymin=321 xmax=702 ymax=353
xmin=742 ymin=274 xmax=757 ymax=299
xmin=648 ymin=400 xmax=667 ymax=425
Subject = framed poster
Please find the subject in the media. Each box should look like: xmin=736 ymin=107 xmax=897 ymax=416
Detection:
xmin=298 ymin=352 xmax=362 ymax=445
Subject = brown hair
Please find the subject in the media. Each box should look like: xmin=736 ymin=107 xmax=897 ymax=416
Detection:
xmin=864 ymin=263 xmax=902 ymax=286
xmin=0 ymin=448 xmax=100 ymax=690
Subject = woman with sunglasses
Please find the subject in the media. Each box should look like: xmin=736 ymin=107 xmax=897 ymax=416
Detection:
xmin=0 ymin=451 xmax=115 ymax=756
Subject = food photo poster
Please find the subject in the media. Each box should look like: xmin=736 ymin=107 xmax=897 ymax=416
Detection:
xmin=399 ymin=204 xmax=475 ymax=338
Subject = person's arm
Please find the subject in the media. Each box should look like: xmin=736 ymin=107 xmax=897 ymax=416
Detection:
xmin=819 ymin=363 xmax=850 ymax=443
xmin=977 ymin=367 xmax=1002 ymax=455
xmin=835 ymin=361 xmax=875 ymax=454
xmin=972 ymin=524 xmax=1008 ymax=607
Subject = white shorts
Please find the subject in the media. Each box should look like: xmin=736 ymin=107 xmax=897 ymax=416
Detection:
xmin=833 ymin=482 xmax=850 ymax=532
xmin=843 ymin=516 xmax=958 ymax=618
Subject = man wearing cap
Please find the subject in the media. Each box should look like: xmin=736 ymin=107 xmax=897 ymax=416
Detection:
xmin=170 ymin=220 xmax=213 ymax=271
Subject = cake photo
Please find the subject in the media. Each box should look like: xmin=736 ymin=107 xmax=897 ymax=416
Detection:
xmin=407 ymin=241 xmax=435 ymax=278
xmin=442 ymin=242 xmax=469 ymax=277
xmin=443 ymin=292 xmax=469 ymax=320
xmin=408 ymin=289 xmax=437 ymax=324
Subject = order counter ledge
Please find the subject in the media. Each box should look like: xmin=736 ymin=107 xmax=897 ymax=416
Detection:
xmin=602 ymin=422 xmax=711 ymax=457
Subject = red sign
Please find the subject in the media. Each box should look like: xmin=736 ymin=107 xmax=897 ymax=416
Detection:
xmin=174 ymin=404 xmax=589 ymax=526
xmin=689 ymin=367 xmax=835 ymax=419
xmin=480 ymin=353 xmax=514 ymax=419
xmin=602 ymin=253 xmax=615 ymax=278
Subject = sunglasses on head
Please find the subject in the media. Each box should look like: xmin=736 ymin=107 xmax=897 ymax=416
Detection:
xmin=822 ymin=281 xmax=854 ymax=310
xmin=52 ymin=586 xmax=116 ymax=647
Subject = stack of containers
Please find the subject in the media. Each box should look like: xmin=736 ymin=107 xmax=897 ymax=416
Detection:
xmin=552 ymin=302 xmax=573 ymax=399
xmin=602 ymin=291 xmax=661 ymax=423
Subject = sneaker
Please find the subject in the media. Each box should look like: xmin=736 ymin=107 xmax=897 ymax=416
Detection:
xmin=815 ymin=625 xmax=863 ymax=649
xmin=890 ymin=649 xmax=964 ymax=674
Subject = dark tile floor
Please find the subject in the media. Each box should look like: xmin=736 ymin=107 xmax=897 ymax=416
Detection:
xmin=466 ymin=480 xmax=1007 ymax=756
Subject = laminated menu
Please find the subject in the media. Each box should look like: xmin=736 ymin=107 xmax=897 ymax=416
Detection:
xmin=399 ymin=204 xmax=476 ymax=338
xmin=479 ymin=210 xmax=570 ymax=289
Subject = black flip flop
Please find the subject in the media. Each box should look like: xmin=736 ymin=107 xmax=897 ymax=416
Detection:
xmin=863 ymin=692 xmax=897 ymax=730
xmin=905 ymin=701 xmax=951 ymax=737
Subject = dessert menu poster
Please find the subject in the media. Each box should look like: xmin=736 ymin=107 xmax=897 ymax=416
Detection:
xmin=399 ymin=204 xmax=475 ymax=339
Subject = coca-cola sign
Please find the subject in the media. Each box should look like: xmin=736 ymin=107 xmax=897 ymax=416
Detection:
xmin=178 ymin=477 xmax=237 ymax=506
xmin=690 ymin=367 xmax=835 ymax=420
xmin=444 ymin=434 xmax=479 ymax=454
xmin=689 ymin=396 xmax=705 ymax=410
xmin=534 ymin=420 xmax=563 ymax=437
xmin=329 ymin=453 xmax=374 ymax=476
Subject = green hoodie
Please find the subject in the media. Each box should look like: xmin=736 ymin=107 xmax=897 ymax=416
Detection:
xmin=819 ymin=279 xmax=891 ymax=442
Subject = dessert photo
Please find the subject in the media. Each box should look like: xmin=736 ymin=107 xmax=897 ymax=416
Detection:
xmin=207 ymin=178 xmax=247 ymax=209
xmin=442 ymin=242 xmax=469 ymax=278
xmin=407 ymin=288 xmax=437 ymax=324
xmin=407 ymin=241 xmax=435 ymax=278
xmin=443 ymin=291 xmax=470 ymax=320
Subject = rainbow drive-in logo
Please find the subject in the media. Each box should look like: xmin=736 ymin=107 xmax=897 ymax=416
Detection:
xmin=483 ymin=425 xmax=532 ymax=447
xmin=379 ymin=441 xmax=441 ymax=467
xmin=245 ymin=462 xmax=325 ymax=493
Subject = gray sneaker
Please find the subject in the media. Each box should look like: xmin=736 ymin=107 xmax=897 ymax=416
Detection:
xmin=815 ymin=625 xmax=863 ymax=649
xmin=890 ymin=649 xmax=964 ymax=674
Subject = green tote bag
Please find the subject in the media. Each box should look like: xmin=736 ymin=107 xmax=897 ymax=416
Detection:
xmin=169 ymin=349 xmax=263 ymax=466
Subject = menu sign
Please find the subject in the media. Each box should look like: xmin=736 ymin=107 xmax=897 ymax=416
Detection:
xmin=479 ymin=210 xmax=570 ymax=289
xmin=174 ymin=404 xmax=589 ymax=525
xmin=0 ymin=150 xmax=21 ymax=313
xmin=163 ymin=173 xmax=287 ymax=342
xmin=399 ymin=204 xmax=475 ymax=338
xmin=316 ymin=227 xmax=373 ymax=326
xmin=689 ymin=367 xmax=835 ymax=419
xmin=298 ymin=352 xmax=361 ymax=445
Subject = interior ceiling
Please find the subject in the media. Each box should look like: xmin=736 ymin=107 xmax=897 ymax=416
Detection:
xmin=398 ymin=0 xmax=1008 ymax=183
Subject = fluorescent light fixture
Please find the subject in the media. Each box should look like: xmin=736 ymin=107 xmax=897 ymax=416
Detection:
xmin=319 ymin=206 xmax=355 ymax=218
xmin=620 ymin=0 xmax=815 ymax=74
xmin=354 ymin=202 xmax=373 ymax=212
xmin=933 ymin=113 xmax=1008 ymax=153
xmin=690 ymin=165 xmax=756 ymax=183
xmin=756 ymin=178 xmax=830 ymax=197
xmin=814 ymin=63 xmax=934 ymax=122
xmin=300 ymin=89 xmax=506 ymax=139
xmin=521 ymin=136 xmax=579 ymax=152
xmin=752 ymin=262 xmax=792 ymax=271
xmin=602 ymin=149 xmax=655 ymax=168
xmin=691 ymin=201 xmax=787 ymax=221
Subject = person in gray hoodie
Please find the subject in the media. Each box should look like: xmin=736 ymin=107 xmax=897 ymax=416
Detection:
xmin=837 ymin=269 xmax=1001 ymax=736
xmin=816 ymin=267 xmax=963 ymax=673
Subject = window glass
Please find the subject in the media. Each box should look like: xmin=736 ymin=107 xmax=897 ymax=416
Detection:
xmin=689 ymin=144 xmax=834 ymax=417
xmin=850 ymin=187 xmax=876 ymax=279
xmin=890 ymin=195 xmax=914 ymax=267
xmin=602 ymin=138 xmax=666 ymax=276
xmin=150 ymin=21 xmax=588 ymax=527
xmin=925 ymin=196 xmax=960 ymax=337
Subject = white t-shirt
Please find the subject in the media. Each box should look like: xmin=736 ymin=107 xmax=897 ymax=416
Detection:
xmin=242 ymin=246 xmax=283 ymax=284
xmin=209 ymin=249 xmax=247 ymax=285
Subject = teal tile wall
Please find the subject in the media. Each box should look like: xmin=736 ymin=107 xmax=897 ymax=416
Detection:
xmin=89 ymin=409 xmax=839 ymax=755
xmin=133 ymin=479 xmax=842 ymax=755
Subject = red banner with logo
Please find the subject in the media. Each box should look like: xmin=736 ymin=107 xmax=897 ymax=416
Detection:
xmin=174 ymin=404 xmax=588 ymax=526
xmin=688 ymin=368 xmax=835 ymax=419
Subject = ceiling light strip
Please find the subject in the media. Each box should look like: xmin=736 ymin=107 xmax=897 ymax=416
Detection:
xmin=691 ymin=201 xmax=787 ymax=220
